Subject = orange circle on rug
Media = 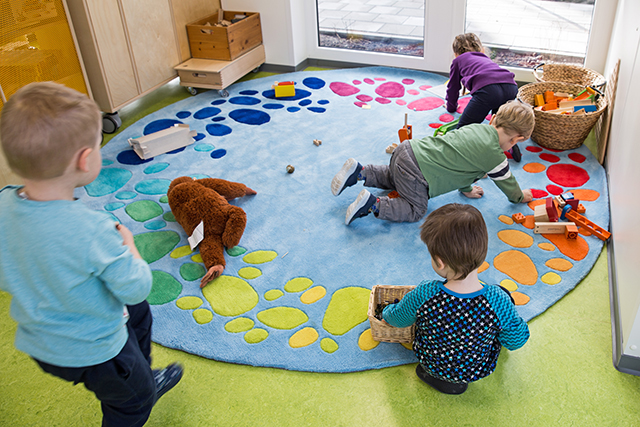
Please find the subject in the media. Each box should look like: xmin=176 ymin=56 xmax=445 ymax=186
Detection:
xmin=524 ymin=162 xmax=546 ymax=173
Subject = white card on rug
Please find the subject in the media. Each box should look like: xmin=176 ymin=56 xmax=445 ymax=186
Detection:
xmin=188 ymin=220 xmax=204 ymax=250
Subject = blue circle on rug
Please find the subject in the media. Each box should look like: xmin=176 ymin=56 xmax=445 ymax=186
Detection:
xmin=308 ymin=107 xmax=326 ymax=113
xmin=263 ymin=103 xmax=284 ymax=109
xmin=211 ymin=99 xmax=226 ymax=105
xmin=261 ymin=89 xmax=311 ymax=101
xmin=116 ymin=191 xmax=137 ymax=200
xmin=117 ymin=150 xmax=152 ymax=165
xmin=167 ymin=147 xmax=186 ymax=155
xmin=85 ymin=168 xmax=132 ymax=197
xmin=135 ymin=179 xmax=171 ymax=195
xmin=143 ymin=119 xmax=182 ymax=135
xmin=298 ymin=99 xmax=312 ymax=106
xmin=287 ymin=107 xmax=300 ymax=112
xmin=240 ymin=90 xmax=259 ymax=95
xmin=190 ymin=174 xmax=210 ymax=179
xmin=210 ymin=149 xmax=227 ymax=159
xmin=230 ymin=96 xmax=261 ymax=105
xmin=211 ymin=117 xmax=226 ymax=122
xmin=303 ymin=77 xmax=325 ymax=89
xmin=144 ymin=163 xmax=169 ymax=174
xmin=194 ymin=107 xmax=221 ymax=120
xmin=229 ymin=109 xmax=270 ymax=125
xmin=318 ymin=100 xmax=329 ymax=105
xmin=195 ymin=143 xmax=214 ymax=152
xmin=206 ymin=123 xmax=232 ymax=136
xmin=194 ymin=133 xmax=206 ymax=141
xmin=105 ymin=202 xmax=125 ymax=211
xmin=102 ymin=159 xmax=114 ymax=166
xmin=176 ymin=111 xmax=191 ymax=119
xmin=145 ymin=220 xmax=167 ymax=230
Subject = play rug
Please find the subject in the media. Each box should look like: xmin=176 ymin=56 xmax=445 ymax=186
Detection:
xmin=76 ymin=66 xmax=610 ymax=373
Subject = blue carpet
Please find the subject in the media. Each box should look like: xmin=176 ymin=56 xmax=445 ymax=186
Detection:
xmin=76 ymin=66 xmax=609 ymax=372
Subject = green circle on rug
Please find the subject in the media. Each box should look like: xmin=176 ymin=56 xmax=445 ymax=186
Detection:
xmin=134 ymin=231 xmax=180 ymax=264
xmin=226 ymin=246 xmax=247 ymax=256
xmin=193 ymin=308 xmax=213 ymax=324
xmin=322 ymin=287 xmax=370 ymax=336
xmin=180 ymin=263 xmax=205 ymax=281
xmin=244 ymin=328 xmax=268 ymax=344
xmin=202 ymin=275 xmax=258 ymax=316
xmin=239 ymin=267 xmax=262 ymax=280
xmin=264 ymin=289 xmax=284 ymax=301
xmin=225 ymin=317 xmax=255 ymax=333
xmin=176 ymin=296 xmax=203 ymax=310
xmin=257 ymin=307 xmax=308 ymax=330
xmin=125 ymin=200 xmax=163 ymax=222
xmin=284 ymin=277 xmax=313 ymax=293
xmin=321 ymin=338 xmax=339 ymax=354
xmin=163 ymin=212 xmax=176 ymax=222
xmin=147 ymin=270 xmax=182 ymax=305
xmin=243 ymin=250 xmax=277 ymax=264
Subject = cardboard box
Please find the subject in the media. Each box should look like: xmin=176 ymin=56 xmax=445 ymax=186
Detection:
xmin=187 ymin=11 xmax=262 ymax=61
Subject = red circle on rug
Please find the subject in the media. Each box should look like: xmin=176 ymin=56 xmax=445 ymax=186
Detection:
xmin=539 ymin=153 xmax=560 ymax=163
xmin=439 ymin=113 xmax=454 ymax=123
xmin=568 ymin=153 xmax=586 ymax=163
xmin=376 ymin=97 xmax=391 ymax=104
xmin=546 ymin=184 xmax=564 ymax=195
xmin=547 ymin=163 xmax=590 ymax=187
xmin=356 ymin=94 xmax=373 ymax=102
xmin=429 ymin=123 xmax=442 ymax=128
xmin=526 ymin=146 xmax=543 ymax=153
xmin=531 ymin=189 xmax=549 ymax=198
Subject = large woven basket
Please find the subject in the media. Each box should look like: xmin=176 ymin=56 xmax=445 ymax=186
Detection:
xmin=518 ymin=81 xmax=607 ymax=150
xmin=367 ymin=285 xmax=415 ymax=343
xmin=533 ymin=63 xmax=605 ymax=88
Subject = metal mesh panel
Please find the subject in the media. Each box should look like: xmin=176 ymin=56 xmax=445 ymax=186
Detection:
xmin=0 ymin=0 xmax=88 ymax=112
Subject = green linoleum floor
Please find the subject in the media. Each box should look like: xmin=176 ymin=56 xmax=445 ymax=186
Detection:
xmin=3 ymin=68 xmax=639 ymax=426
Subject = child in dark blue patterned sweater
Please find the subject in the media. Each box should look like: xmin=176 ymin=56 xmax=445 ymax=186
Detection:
xmin=383 ymin=203 xmax=529 ymax=394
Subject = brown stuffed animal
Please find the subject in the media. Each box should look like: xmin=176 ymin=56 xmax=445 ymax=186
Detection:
xmin=167 ymin=176 xmax=257 ymax=288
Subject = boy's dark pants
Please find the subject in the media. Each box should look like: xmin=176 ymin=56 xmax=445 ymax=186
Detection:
xmin=34 ymin=301 xmax=156 ymax=427
xmin=457 ymin=83 xmax=518 ymax=128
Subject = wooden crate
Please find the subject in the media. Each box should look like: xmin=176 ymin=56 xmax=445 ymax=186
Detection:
xmin=186 ymin=11 xmax=262 ymax=61
xmin=367 ymin=285 xmax=416 ymax=343
xmin=175 ymin=44 xmax=265 ymax=90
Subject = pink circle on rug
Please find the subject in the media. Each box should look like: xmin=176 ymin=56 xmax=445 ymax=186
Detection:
xmin=407 ymin=97 xmax=444 ymax=111
xmin=539 ymin=153 xmax=560 ymax=163
xmin=531 ymin=189 xmax=549 ymax=199
xmin=456 ymin=97 xmax=471 ymax=114
xmin=439 ymin=113 xmax=454 ymax=123
xmin=356 ymin=94 xmax=373 ymax=102
xmin=485 ymin=114 xmax=492 ymax=121
xmin=376 ymin=97 xmax=391 ymax=104
xmin=546 ymin=184 xmax=564 ymax=195
xmin=364 ymin=78 xmax=375 ymax=85
xmin=547 ymin=163 xmax=590 ymax=187
xmin=419 ymin=85 xmax=432 ymax=90
xmin=330 ymin=82 xmax=360 ymax=96
xmin=353 ymin=80 xmax=362 ymax=85
xmin=354 ymin=101 xmax=368 ymax=108
xmin=527 ymin=146 xmax=543 ymax=153
xmin=396 ymin=100 xmax=407 ymax=106
xmin=407 ymin=89 xmax=420 ymax=95
xmin=374 ymin=77 xmax=386 ymax=81
xmin=375 ymin=81 xmax=405 ymax=98
xmin=402 ymin=79 xmax=415 ymax=85
xmin=568 ymin=153 xmax=586 ymax=163
xmin=429 ymin=123 xmax=442 ymax=128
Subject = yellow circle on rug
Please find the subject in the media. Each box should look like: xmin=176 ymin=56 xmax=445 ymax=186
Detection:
xmin=500 ymin=279 xmax=518 ymax=292
xmin=498 ymin=214 xmax=514 ymax=225
xmin=301 ymin=286 xmax=326 ymax=304
xmin=289 ymin=327 xmax=318 ymax=348
xmin=171 ymin=245 xmax=192 ymax=258
xmin=541 ymin=272 xmax=562 ymax=285
xmin=358 ymin=329 xmax=379 ymax=351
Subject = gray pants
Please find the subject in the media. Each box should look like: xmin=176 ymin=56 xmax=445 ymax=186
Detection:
xmin=363 ymin=142 xmax=430 ymax=222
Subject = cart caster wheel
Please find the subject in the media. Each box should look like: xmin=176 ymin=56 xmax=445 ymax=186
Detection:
xmin=218 ymin=89 xmax=229 ymax=98
xmin=252 ymin=66 xmax=260 ymax=73
xmin=187 ymin=86 xmax=198 ymax=96
xmin=102 ymin=112 xmax=122 ymax=134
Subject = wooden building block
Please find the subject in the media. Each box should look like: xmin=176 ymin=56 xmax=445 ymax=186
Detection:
xmin=546 ymin=197 xmax=558 ymax=222
xmin=577 ymin=204 xmax=586 ymax=214
xmin=534 ymin=204 xmax=549 ymax=223
xmin=565 ymin=224 xmax=578 ymax=239
xmin=512 ymin=213 xmax=526 ymax=224
xmin=565 ymin=210 xmax=611 ymax=241
xmin=534 ymin=222 xmax=576 ymax=234
xmin=128 ymin=124 xmax=196 ymax=159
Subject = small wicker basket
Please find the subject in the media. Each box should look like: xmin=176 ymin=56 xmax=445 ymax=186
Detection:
xmin=367 ymin=285 xmax=415 ymax=343
xmin=533 ymin=63 xmax=605 ymax=88
xmin=518 ymin=81 xmax=607 ymax=150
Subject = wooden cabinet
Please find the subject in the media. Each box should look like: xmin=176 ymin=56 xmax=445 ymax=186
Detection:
xmin=65 ymin=0 xmax=220 ymax=117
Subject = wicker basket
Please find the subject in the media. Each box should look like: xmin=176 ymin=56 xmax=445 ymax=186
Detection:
xmin=533 ymin=63 xmax=605 ymax=88
xmin=367 ymin=285 xmax=415 ymax=343
xmin=518 ymin=81 xmax=607 ymax=150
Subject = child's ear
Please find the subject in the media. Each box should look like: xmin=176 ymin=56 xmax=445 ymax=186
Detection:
xmin=488 ymin=114 xmax=496 ymax=125
xmin=76 ymin=147 xmax=93 ymax=173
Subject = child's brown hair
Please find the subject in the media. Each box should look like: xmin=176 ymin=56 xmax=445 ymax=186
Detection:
xmin=420 ymin=203 xmax=488 ymax=280
xmin=452 ymin=33 xmax=483 ymax=56
xmin=0 ymin=82 xmax=101 ymax=180
xmin=493 ymin=100 xmax=535 ymax=140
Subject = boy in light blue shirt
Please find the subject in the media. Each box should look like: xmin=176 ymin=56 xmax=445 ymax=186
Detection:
xmin=0 ymin=82 xmax=182 ymax=426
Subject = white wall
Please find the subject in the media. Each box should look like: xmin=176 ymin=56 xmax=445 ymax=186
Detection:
xmin=604 ymin=0 xmax=640 ymax=355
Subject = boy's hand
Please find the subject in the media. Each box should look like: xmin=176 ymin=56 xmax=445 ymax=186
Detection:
xmin=116 ymin=223 xmax=142 ymax=260
xmin=462 ymin=186 xmax=484 ymax=199
xmin=521 ymin=189 xmax=533 ymax=203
